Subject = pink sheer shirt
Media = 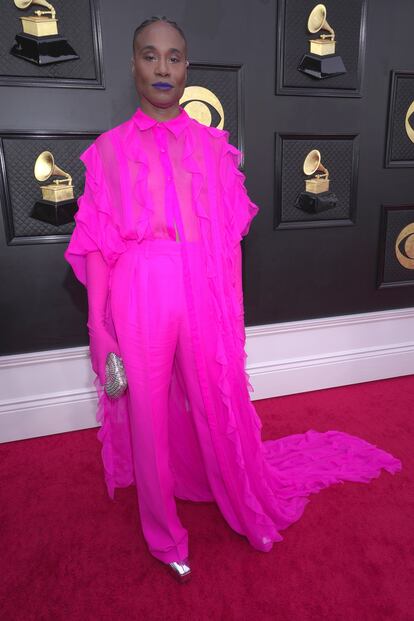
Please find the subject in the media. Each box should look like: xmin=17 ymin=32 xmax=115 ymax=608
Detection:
xmin=130 ymin=107 xmax=194 ymax=242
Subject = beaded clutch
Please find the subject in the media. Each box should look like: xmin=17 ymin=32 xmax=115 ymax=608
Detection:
xmin=104 ymin=352 xmax=128 ymax=399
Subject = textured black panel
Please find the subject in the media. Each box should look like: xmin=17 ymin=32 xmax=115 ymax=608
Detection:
xmin=277 ymin=0 xmax=366 ymax=95
xmin=378 ymin=205 xmax=414 ymax=287
xmin=0 ymin=0 xmax=103 ymax=87
xmin=275 ymin=133 xmax=359 ymax=228
xmin=385 ymin=72 xmax=414 ymax=166
xmin=185 ymin=64 xmax=241 ymax=151
xmin=0 ymin=134 xmax=97 ymax=243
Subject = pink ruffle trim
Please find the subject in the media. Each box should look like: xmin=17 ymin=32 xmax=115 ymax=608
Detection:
xmin=181 ymin=127 xmax=283 ymax=546
xmin=93 ymin=375 xmax=134 ymax=499
xmin=64 ymin=142 xmax=127 ymax=286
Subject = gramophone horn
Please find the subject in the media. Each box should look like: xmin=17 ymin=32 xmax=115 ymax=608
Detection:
xmin=14 ymin=0 xmax=33 ymax=8
xmin=14 ymin=0 xmax=56 ymax=13
xmin=34 ymin=151 xmax=54 ymax=182
xmin=303 ymin=149 xmax=321 ymax=175
xmin=303 ymin=149 xmax=329 ymax=178
xmin=34 ymin=151 xmax=69 ymax=182
xmin=307 ymin=4 xmax=335 ymax=37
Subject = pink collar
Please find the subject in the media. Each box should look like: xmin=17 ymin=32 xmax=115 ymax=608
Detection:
xmin=132 ymin=106 xmax=190 ymax=137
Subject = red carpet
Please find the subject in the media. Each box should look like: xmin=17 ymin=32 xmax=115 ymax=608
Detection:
xmin=1 ymin=376 xmax=413 ymax=621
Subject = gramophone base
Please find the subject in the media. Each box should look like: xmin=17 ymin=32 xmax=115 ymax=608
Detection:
xmin=10 ymin=33 xmax=79 ymax=66
xmin=30 ymin=199 xmax=78 ymax=226
xmin=294 ymin=191 xmax=338 ymax=214
xmin=297 ymin=53 xmax=346 ymax=79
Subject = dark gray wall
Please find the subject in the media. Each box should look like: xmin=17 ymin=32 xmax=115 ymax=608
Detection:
xmin=0 ymin=0 xmax=413 ymax=356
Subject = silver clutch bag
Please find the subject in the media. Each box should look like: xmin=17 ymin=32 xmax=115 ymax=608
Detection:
xmin=104 ymin=352 xmax=128 ymax=399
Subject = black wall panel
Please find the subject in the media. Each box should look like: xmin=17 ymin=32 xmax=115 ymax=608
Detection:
xmin=0 ymin=0 xmax=413 ymax=356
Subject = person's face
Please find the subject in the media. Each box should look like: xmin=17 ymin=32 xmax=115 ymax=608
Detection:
xmin=132 ymin=21 xmax=188 ymax=111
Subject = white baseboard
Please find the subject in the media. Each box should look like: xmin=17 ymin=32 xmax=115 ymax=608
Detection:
xmin=245 ymin=307 xmax=414 ymax=399
xmin=1 ymin=307 xmax=413 ymax=443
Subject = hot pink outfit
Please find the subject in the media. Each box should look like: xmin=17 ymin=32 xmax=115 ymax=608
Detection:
xmin=64 ymin=106 xmax=402 ymax=564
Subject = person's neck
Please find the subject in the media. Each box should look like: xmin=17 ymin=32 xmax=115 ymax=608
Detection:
xmin=139 ymin=98 xmax=181 ymax=122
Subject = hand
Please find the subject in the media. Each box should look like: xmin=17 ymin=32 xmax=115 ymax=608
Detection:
xmin=88 ymin=325 xmax=121 ymax=385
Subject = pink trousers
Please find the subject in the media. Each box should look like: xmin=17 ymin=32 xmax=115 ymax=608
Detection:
xmin=110 ymin=238 xmax=225 ymax=564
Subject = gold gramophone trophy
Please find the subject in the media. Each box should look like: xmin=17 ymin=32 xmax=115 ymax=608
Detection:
xmin=10 ymin=0 xmax=79 ymax=65
xmin=294 ymin=149 xmax=338 ymax=214
xmin=30 ymin=151 xmax=78 ymax=225
xmin=298 ymin=4 xmax=346 ymax=79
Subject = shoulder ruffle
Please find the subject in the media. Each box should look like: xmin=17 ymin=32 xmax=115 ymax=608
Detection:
xmin=217 ymin=132 xmax=259 ymax=244
xmin=64 ymin=141 xmax=126 ymax=286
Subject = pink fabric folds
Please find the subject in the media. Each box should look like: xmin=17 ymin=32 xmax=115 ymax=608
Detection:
xmin=64 ymin=142 xmax=127 ymax=287
xmin=64 ymin=106 xmax=402 ymax=550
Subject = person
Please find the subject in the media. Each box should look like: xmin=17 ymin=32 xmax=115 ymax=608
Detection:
xmin=64 ymin=16 xmax=402 ymax=583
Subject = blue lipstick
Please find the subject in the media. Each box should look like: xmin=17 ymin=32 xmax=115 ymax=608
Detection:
xmin=152 ymin=82 xmax=173 ymax=90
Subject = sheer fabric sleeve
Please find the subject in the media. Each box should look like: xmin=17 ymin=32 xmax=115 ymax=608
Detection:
xmin=64 ymin=141 xmax=125 ymax=287
xmin=219 ymin=133 xmax=260 ymax=243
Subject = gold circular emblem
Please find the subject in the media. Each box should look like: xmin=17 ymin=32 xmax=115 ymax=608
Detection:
xmin=404 ymin=100 xmax=414 ymax=144
xmin=179 ymin=86 xmax=224 ymax=129
xmin=395 ymin=222 xmax=414 ymax=269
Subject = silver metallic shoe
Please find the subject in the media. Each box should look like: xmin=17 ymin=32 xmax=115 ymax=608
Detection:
xmin=168 ymin=558 xmax=192 ymax=583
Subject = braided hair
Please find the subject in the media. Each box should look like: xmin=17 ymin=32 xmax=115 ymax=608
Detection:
xmin=132 ymin=16 xmax=187 ymax=54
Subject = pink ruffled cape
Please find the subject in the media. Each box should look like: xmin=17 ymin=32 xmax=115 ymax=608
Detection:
xmin=64 ymin=108 xmax=402 ymax=552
